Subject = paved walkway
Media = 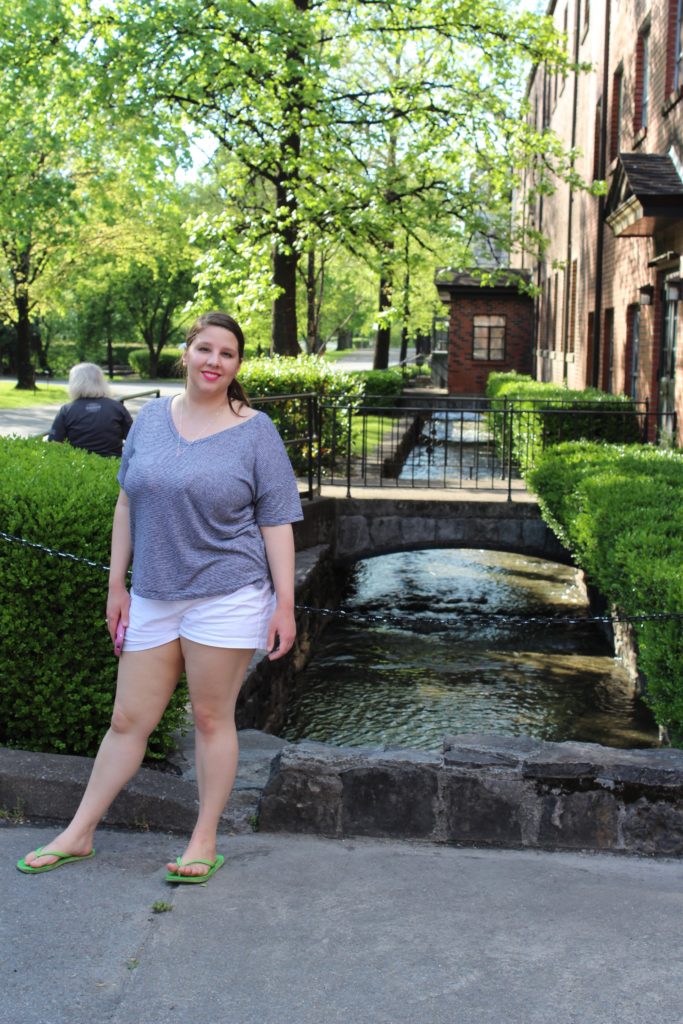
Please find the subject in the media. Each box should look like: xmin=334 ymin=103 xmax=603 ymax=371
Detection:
xmin=3 ymin=823 xmax=682 ymax=1024
xmin=0 ymin=380 xmax=184 ymax=438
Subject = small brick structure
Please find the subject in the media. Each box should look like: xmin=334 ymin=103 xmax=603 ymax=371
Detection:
xmin=435 ymin=270 xmax=534 ymax=395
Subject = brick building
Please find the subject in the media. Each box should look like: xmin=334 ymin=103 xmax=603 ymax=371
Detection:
xmin=434 ymin=270 xmax=534 ymax=395
xmin=515 ymin=0 xmax=683 ymax=440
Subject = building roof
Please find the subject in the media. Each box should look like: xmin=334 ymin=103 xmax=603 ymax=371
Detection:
xmin=435 ymin=268 xmax=532 ymax=301
xmin=605 ymin=153 xmax=683 ymax=237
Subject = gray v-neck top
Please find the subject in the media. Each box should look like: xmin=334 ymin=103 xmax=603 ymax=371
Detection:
xmin=117 ymin=397 xmax=303 ymax=600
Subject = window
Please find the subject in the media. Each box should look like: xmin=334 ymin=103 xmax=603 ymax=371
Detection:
xmin=626 ymin=305 xmax=640 ymax=399
xmin=473 ymin=316 xmax=505 ymax=361
xmin=611 ymin=68 xmax=623 ymax=159
xmin=675 ymin=0 xmax=683 ymax=93
xmin=636 ymin=28 xmax=650 ymax=130
xmin=567 ymin=260 xmax=577 ymax=354
xmin=602 ymin=308 xmax=615 ymax=393
xmin=593 ymin=97 xmax=602 ymax=180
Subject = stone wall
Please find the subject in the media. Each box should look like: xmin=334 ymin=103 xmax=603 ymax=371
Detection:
xmin=259 ymin=734 xmax=683 ymax=856
xmin=333 ymin=497 xmax=571 ymax=565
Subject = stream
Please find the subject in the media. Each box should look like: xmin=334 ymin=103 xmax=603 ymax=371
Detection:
xmin=281 ymin=548 xmax=659 ymax=752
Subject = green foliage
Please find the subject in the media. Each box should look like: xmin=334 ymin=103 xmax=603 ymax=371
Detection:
xmin=239 ymin=355 xmax=364 ymax=473
xmin=529 ymin=442 xmax=683 ymax=742
xmin=486 ymin=372 xmax=642 ymax=473
xmin=128 ymin=348 xmax=183 ymax=379
xmin=0 ymin=438 xmax=187 ymax=758
xmin=354 ymin=367 xmax=426 ymax=406
xmin=240 ymin=354 xmax=362 ymax=404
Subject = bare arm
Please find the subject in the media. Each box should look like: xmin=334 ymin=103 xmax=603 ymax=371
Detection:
xmin=260 ymin=523 xmax=296 ymax=661
xmin=106 ymin=489 xmax=132 ymax=640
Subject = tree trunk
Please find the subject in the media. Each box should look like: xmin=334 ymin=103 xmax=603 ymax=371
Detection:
xmin=271 ymin=173 xmax=301 ymax=356
xmin=271 ymin=245 xmax=301 ymax=356
xmin=373 ymin=272 xmax=393 ymax=370
xmin=337 ymin=328 xmax=353 ymax=350
xmin=399 ymin=236 xmax=410 ymax=365
xmin=15 ymin=292 xmax=35 ymax=390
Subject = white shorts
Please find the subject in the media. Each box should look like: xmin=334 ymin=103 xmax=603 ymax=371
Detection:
xmin=123 ymin=582 xmax=276 ymax=653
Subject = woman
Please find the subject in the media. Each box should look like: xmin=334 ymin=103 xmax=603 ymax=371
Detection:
xmin=19 ymin=312 xmax=303 ymax=883
xmin=48 ymin=362 xmax=133 ymax=457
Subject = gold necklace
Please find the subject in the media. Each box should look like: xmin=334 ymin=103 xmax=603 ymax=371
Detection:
xmin=175 ymin=395 xmax=229 ymax=456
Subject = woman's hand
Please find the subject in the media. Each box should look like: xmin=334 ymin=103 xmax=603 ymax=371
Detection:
xmin=106 ymin=583 xmax=130 ymax=643
xmin=266 ymin=603 xmax=296 ymax=661
xmin=260 ymin=523 xmax=297 ymax=661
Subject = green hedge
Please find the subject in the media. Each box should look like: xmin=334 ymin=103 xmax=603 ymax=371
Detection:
xmin=239 ymin=355 xmax=364 ymax=473
xmin=128 ymin=348 xmax=183 ymax=378
xmin=486 ymin=372 xmax=642 ymax=473
xmin=0 ymin=438 xmax=187 ymax=758
xmin=529 ymin=442 xmax=683 ymax=742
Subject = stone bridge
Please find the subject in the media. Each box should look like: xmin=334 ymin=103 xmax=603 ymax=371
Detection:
xmin=294 ymin=494 xmax=571 ymax=565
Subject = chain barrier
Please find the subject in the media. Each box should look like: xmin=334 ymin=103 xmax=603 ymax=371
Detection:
xmin=2 ymin=528 xmax=682 ymax=630
xmin=0 ymin=530 xmax=112 ymax=572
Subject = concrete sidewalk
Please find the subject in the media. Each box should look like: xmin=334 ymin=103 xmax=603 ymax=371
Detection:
xmin=3 ymin=824 xmax=682 ymax=1024
xmin=0 ymin=381 xmax=184 ymax=438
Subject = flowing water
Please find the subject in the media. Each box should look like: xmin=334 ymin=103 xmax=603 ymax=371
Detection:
xmin=281 ymin=549 xmax=659 ymax=752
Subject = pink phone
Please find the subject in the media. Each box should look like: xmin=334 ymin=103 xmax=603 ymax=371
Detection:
xmin=114 ymin=620 xmax=126 ymax=657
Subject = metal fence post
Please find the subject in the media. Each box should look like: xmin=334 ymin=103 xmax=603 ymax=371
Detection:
xmin=507 ymin=402 xmax=514 ymax=502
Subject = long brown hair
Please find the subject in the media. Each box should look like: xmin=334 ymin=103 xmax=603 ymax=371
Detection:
xmin=183 ymin=311 xmax=251 ymax=411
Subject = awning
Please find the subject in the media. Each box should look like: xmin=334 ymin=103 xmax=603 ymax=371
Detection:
xmin=605 ymin=153 xmax=683 ymax=237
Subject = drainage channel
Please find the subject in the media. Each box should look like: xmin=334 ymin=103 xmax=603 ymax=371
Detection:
xmin=279 ymin=548 xmax=659 ymax=752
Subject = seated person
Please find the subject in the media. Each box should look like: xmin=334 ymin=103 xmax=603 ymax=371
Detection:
xmin=48 ymin=363 xmax=133 ymax=457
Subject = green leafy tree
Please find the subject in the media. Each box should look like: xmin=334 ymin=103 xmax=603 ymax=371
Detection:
xmin=0 ymin=0 xmax=89 ymax=387
xmin=95 ymin=0 xmax=575 ymax=364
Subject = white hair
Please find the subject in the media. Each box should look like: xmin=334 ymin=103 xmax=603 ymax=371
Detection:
xmin=68 ymin=363 xmax=111 ymax=400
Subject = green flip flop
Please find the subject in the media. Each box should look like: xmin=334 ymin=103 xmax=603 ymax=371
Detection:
xmin=165 ymin=854 xmax=224 ymax=885
xmin=16 ymin=847 xmax=96 ymax=874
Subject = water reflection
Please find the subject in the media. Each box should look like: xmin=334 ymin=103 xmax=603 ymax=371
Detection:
xmin=282 ymin=549 xmax=659 ymax=752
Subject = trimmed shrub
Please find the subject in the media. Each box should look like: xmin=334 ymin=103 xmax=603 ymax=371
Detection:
xmin=355 ymin=368 xmax=406 ymax=407
xmin=239 ymin=355 xmax=364 ymax=473
xmin=529 ymin=442 xmax=683 ymax=741
xmin=486 ymin=372 xmax=642 ymax=473
xmin=0 ymin=438 xmax=187 ymax=758
xmin=128 ymin=348 xmax=183 ymax=378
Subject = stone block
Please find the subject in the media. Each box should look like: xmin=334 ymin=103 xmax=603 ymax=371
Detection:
xmin=621 ymin=798 xmax=683 ymax=856
xmin=536 ymin=788 xmax=619 ymax=850
xmin=444 ymin=733 xmax=543 ymax=769
xmin=258 ymin=765 xmax=343 ymax=836
xmin=441 ymin=771 xmax=526 ymax=845
xmin=335 ymin=515 xmax=371 ymax=561
xmin=341 ymin=764 xmax=438 ymax=838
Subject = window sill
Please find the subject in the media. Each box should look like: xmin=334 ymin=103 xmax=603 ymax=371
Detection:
xmin=633 ymin=125 xmax=647 ymax=148
xmin=663 ymin=86 xmax=683 ymax=116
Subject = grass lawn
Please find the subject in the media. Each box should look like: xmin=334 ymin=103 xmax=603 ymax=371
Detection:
xmin=323 ymin=348 xmax=372 ymax=363
xmin=351 ymin=414 xmax=393 ymax=454
xmin=0 ymin=381 xmax=68 ymax=408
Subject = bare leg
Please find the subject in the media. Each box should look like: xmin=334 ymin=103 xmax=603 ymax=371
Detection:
xmin=166 ymin=640 xmax=254 ymax=878
xmin=24 ymin=641 xmax=184 ymax=868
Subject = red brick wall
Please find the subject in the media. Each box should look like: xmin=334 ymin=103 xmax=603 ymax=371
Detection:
xmin=513 ymin=0 xmax=683 ymax=440
xmin=446 ymin=292 xmax=534 ymax=395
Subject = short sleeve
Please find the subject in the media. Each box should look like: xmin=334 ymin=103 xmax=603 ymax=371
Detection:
xmin=253 ymin=416 xmax=304 ymax=526
xmin=120 ymin=404 xmax=133 ymax=438
xmin=47 ymin=406 xmax=67 ymax=443
xmin=117 ymin=412 xmax=139 ymax=487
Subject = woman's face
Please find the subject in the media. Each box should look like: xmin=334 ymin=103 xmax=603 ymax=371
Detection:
xmin=183 ymin=325 xmax=242 ymax=395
